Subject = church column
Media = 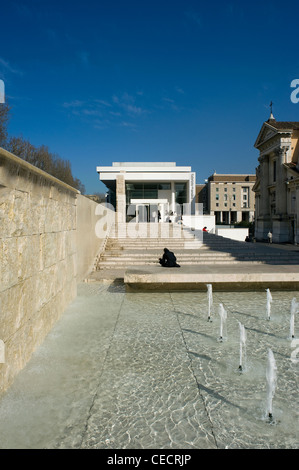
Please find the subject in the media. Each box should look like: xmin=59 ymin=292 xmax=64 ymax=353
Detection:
xmin=259 ymin=155 xmax=270 ymax=216
xmin=275 ymin=147 xmax=287 ymax=215
xmin=255 ymin=154 xmax=270 ymax=241
xmin=273 ymin=146 xmax=289 ymax=242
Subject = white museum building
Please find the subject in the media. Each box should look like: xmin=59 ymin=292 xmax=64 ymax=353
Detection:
xmin=96 ymin=162 xmax=198 ymax=224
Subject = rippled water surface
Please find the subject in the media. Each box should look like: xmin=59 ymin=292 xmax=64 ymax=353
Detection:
xmin=0 ymin=282 xmax=298 ymax=449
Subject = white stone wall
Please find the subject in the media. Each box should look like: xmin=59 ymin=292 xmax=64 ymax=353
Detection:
xmin=216 ymin=227 xmax=249 ymax=241
xmin=76 ymin=194 xmax=115 ymax=280
xmin=0 ymin=148 xmax=114 ymax=395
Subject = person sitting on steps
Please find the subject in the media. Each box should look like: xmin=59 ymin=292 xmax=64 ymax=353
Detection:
xmin=159 ymin=248 xmax=180 ymax=268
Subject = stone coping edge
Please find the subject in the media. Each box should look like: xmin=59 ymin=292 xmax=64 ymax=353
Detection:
xmin=0 ymin=146 xmax=80 ymax=194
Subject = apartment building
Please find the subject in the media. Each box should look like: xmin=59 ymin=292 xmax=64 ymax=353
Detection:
xmin=197 ymin=173 xmax=256 ymax=224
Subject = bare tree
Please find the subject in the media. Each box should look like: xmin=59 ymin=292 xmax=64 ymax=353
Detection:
xmin=1 ymin=106 xmax=85 ymax=193
xmin=0 ymin=103 xmax=10 ymax=148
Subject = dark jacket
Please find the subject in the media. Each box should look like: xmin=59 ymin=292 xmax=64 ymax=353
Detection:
xmin=159 ymin=249 xmax=180 ymax=268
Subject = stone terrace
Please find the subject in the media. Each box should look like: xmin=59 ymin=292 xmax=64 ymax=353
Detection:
xmin=89 ymin=223 xmax=299 ymax=290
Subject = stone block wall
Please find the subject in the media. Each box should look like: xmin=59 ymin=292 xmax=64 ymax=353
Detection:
xmin=76 ymin=193 xmax=115 ymax=281
xmin=0 ymin=148 xmax=114 ymax=395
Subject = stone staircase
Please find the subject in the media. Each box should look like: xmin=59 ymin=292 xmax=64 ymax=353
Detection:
xmin=95 ymin=223 xmax=299 ymax=271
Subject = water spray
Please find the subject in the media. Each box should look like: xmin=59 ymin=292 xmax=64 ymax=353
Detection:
xmin=266 ymin=348 xmax=277 ymax=422
xmin=290 ymin=297 xmax=298 ymax=339
xmin=207 ymin=284 xmax=213 ymax=322
xmin=238 ymin=322 xmax=246 ymax=372
xmin=218 ymin=303 xmax=227 ymax=342
xmin=266 ymin=288 xmax=272 ymax=320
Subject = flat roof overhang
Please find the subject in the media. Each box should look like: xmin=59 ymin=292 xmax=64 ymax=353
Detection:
xmin=97 ymin=164 xmax=194 ymax=191
xmin=97 ymin=164 xmax=192 ymax=173
xmin=98 ymin=172 xmax=192 ymax=190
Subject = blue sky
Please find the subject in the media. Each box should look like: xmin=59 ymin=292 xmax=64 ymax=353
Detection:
xmin=1 ymin=0 xmax=299 ymax=194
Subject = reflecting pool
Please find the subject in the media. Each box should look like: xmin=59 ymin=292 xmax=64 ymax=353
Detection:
xmin=0 ymin=283 xmax=297 ymax=449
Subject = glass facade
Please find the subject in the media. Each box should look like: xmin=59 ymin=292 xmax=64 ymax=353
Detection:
xmin=126 ymin=182 xmax=173 ymax=204
xmin=175 ymin=183 xmax=187 ymax=205
xmin=123 ymin=181 xmax=188 ymax=221
xmin=108 ymin=189 xmax=116 ymax=209
xmin=125 ymin=182 xmax=187 ymax=205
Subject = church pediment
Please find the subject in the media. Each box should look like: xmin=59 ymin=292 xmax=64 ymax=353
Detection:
xmin=254 ymin=122 xmax=278 ymax=149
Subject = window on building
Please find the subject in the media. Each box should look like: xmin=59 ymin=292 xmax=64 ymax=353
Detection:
xmin=175 ymin=183 xmax=187 ymax=206
xmin=126 ymin=183 xmax=158 ymax=203
xmin=144 ymin=183 xmax=158 ymax=199
xmin=216 ymin=194 xmax=219 ymax=200
xmin=242 ymin=186 xmax=249 ymax=206
xmin=242 ymin=212 xmax=249 ymax=222
xmin=231 ymin=211 xmax=237 ymax=224
xmin=158 ymin=183 xmax=171 ymax=190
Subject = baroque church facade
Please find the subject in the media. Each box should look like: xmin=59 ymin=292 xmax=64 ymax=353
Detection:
xmin=253 ymin=113 xmax=299 ymax=243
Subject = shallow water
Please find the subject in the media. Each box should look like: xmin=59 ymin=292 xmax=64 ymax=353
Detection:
xmin=0 ymin=283 xmax=298 ymax=449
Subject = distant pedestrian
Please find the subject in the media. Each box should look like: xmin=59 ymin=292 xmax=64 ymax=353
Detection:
xmin=159 ymin=248 xmax=180 ymax=268
xmin=203 ymin=226 xmax=208 ymax=232
xmin=267 ymin=231 xmax=272 ymax=244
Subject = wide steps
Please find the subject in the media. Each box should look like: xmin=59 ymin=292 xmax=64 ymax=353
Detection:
xmin=100 ymin=253 xmax=292 ymax=262
xmin=97 ymin=259 xmax=299 ymax=269
xmin=97 ymin=253 xmax=299 ymax=269
xmin=95 ymin=224 xmax=299 ymax=271
xmin=97 ymin=260 xmax=264 ymax=269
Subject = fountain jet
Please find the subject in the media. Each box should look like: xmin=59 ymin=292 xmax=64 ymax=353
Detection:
xmin=218 ymin=303 xmax=227 ymax=342
xmin=238 ymin=322 xmax=246 ymax=372
xmin=266 ymin=288 xmax=272 ymax=320
xmin=290 ymin=297 xmax=298 ymax=339
xmin=266 ymin=348 xmax=277 ymax=422
xmin=207 ymin=284 xmax=213 ymax=322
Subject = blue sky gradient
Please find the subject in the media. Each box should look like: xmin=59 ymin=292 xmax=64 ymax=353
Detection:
xmin=1 ymin=0 xmax=299 ymax=193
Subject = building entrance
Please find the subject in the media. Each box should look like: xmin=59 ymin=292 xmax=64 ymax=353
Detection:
xmin=131 ymin=199 xmax=169 ymax=223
